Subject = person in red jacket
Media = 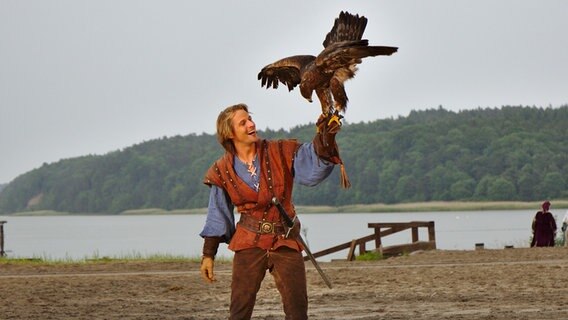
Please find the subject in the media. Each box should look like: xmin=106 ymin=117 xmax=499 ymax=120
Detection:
xmin=531 ymin=200 xmax=557 ymax=247
xmin=199 ymin=103 xmax=344 ymax=319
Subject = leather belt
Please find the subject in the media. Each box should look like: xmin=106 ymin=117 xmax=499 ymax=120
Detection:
xmin=238 ymin=214 xmax=285 ymax=235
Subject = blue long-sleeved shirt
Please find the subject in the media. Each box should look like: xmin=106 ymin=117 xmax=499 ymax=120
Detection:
xmin=199 ymin=142 xmax=334 ymax=242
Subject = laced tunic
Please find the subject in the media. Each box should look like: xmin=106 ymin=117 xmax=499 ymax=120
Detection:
xmin=200 ymin=139 xmax=334 ymax=252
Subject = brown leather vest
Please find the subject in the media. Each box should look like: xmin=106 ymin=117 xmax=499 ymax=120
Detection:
xmin=203 ymin=139 xmax=302 ymax=252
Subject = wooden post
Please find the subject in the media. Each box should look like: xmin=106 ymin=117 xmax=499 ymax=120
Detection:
xmin=0 ymin=221 xmax=6 ymax=257
xmin=347 ymin=240 xmax=357 ymax=261
xmin=428 ymin=221 xmax=436 ymax=242
xmin=411 ymin=226 xmax=419 ymax=243
xmin=359 ymin=242 xmax=366 ymax=256
xmin=429 ymin=221 xmax=437 ymax=249
xmin=374 ymin=227 xmax=382 ymax=249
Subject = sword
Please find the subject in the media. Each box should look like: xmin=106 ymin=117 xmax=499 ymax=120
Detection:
xmin=271 ymin=197 xmax=333 ymax=289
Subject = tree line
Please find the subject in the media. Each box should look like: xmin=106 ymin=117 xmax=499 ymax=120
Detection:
xmin=0 ymin=105 xmax=567 ymax=214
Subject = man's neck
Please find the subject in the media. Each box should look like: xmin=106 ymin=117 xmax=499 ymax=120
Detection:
xmin=235 ymin=142 xmax=257 ymax=164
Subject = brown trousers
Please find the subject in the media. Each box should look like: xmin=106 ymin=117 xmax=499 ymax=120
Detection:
xmin=229 ymin=246 xmax=308 ymax=320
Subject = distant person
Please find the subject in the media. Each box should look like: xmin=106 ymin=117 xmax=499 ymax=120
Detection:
xmin=531 ymin=200 xmax=557 ymax=247
xmin=562 ymin=210 xmax=568 ymax=247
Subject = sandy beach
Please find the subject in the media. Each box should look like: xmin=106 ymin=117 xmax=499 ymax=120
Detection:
xmin=1 ymin=247 xmax=567 ymax=319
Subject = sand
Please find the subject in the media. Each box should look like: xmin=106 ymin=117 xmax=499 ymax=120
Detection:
xmin=1 ymin=247 xmax=567 ymax=319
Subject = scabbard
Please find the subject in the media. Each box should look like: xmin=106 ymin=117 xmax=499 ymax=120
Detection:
xmin=271 ymin=197 xmax=333 ymax=289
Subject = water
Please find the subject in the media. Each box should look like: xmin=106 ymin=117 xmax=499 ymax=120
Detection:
xmin=0 ymin=210 xmax=543 ymax=261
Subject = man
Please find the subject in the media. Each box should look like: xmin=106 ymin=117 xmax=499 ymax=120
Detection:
xmin=199 ymin=103 xmax=342 ymax=319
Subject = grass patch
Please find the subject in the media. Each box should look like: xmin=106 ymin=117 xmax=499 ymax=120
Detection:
xmin=355 ymin=251 xmax=383 ymax=261
xmin=1 ymin=253 xmax=199 ymax=265
xmin=84 ymin=251 xmax=195 ymax=263
xmin=0 ymin=251 xmax=233 ymax=265
xmin=0 ymin=257 xmax=44 ymax=264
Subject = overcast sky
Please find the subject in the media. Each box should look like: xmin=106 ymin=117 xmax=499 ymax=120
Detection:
xmin=1 ymin=0 xmax=567 ymax=184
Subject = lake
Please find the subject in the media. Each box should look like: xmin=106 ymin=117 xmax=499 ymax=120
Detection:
xmin=0 ymin=209 xmax=551 ymax=261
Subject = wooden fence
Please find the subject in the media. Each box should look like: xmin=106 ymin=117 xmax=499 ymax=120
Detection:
xmin=305 ymin=221 xmax=436 ymax=261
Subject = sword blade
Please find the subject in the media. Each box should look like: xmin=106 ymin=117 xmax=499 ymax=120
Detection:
xmin=296 ymin=233 xmax=333 ymax=289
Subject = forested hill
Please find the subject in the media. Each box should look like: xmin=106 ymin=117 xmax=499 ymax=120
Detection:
xmin=1 ymin=105 xmax=567 ymax=214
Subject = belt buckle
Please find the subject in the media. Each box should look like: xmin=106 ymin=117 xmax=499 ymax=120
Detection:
xmin=259 ymin=221 xmax=274 ymax=234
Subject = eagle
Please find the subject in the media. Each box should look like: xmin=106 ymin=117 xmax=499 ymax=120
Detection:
xmin=258 ymin=11 xmax=398 ymax=116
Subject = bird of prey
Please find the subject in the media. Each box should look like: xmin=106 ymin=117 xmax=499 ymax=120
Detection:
xmin=258 ymin=11 xmax=398 ymax=116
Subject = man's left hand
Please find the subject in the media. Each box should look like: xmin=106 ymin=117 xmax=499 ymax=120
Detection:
xmin=200 ymin=256 xmax=216 ymax=283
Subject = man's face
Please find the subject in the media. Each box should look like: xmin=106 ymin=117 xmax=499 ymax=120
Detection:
xmin=230 ymin=109 xmax=258 ymax=145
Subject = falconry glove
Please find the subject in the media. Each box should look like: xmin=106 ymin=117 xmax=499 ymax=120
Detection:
xmin=313 ymin=112 xmax=351 ymax=188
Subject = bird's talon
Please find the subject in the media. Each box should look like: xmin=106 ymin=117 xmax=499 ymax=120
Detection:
xmin=327 ymin=114 xmax=341 ymax=126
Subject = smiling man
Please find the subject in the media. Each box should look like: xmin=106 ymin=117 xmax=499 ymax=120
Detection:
xmin=199 ymin=103 xmax=343 ymax=319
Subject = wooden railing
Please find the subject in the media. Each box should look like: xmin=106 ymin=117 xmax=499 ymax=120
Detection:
xmin=304 ymin=221 xmax=436 ymax=261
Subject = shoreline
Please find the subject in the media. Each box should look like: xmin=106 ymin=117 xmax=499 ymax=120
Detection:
xmin=4 ymin=200 xmax=568 ymax=216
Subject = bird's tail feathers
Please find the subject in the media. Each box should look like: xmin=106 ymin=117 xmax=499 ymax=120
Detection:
xmin=366 ymin=46 xmax=398 ymax=57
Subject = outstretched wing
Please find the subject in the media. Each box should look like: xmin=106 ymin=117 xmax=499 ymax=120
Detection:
xmin=323 ymin=11 xmax=368 ymax=48
xmin=316 ymin=40 xmax=398 ymax=70
xmin=258 ymin=55 xmax=316 ymax=91
xmin=316 ymin=40 xmax=398 ymax=113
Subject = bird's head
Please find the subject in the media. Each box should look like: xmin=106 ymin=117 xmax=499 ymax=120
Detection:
xmin=299 ymin=83 xmax=313 ymax=102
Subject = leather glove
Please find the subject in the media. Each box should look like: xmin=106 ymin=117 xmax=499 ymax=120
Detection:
xmin=313 ymin=112 xmax=342 ymax=163
xmin=312 ymin=112 xmax=351 ymax=188
xmin=200 ymin=256 xmax=216 ymax=283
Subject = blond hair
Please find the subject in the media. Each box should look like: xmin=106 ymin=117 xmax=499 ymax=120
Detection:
xmin=216 ymin=103 xmax=249 ymax=154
